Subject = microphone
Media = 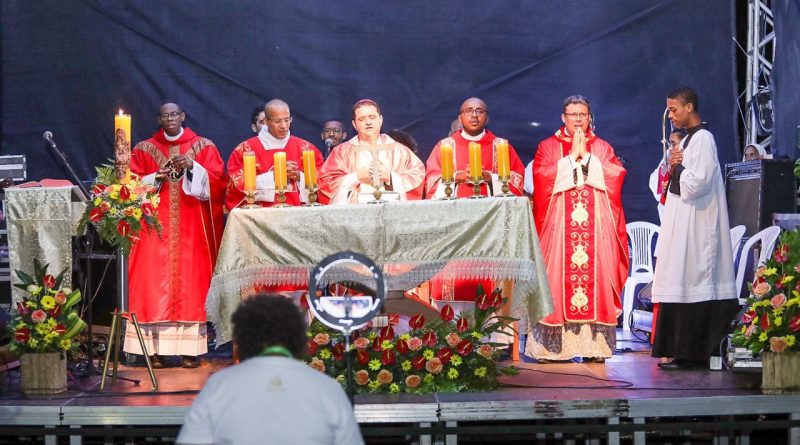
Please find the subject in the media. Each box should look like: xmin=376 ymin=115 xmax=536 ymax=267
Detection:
xmin=324 ymin=138 xmax=334 ymax=149
xmin=43 ymin=131 xmax=56 ymax=148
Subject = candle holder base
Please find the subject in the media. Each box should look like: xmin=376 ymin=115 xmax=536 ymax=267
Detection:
xmin=441 ymin=181 xmax=456 ymax=200
xmin=242 ymin=191 xmax=261 ymax=209
xmin=497 ymin=177 xmax=515 ymax=197
xmin=367 ymin=187 xmax=385 ymax=204
xmin=468 ymin=179 xmax=486 ymax=199
xmin=273 ymin=189 xmax=290 ymax=208
xmin=304 ymin=187 xmax=322 ymax=207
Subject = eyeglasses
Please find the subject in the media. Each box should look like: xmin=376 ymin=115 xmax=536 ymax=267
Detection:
xmin=159 ymin=111 xmax=183 ymax=120
xmin=460 ymin=108 xmax=487 ymax=116
xmin=323 ymin=127 xmax=342 ymax=134
xmin=267 ymin=116 xmax=292 ymax=125
xmin=564 ymin=112 xmax=589 ymax=119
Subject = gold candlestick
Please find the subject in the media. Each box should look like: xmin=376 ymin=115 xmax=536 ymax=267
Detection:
xmin=242 ymin=190 xmax=260 ymax=209
xmin=442 ymin=179 xmax=456 ymax=200
xmin=305 ymin=185 xmax=322 ymax=206
xmin=368 ymin=186 xmax=384 ymax=204
xmin=274 ymin=188 xmax=289 ymax=208
xmin=468 ymin=178 xmax=486 ymax=199
xmin=497 ymin=175 xmax=514 ymax=197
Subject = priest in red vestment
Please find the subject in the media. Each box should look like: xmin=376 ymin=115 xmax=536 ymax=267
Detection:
xmin=527 ymin=95 xmax=628 ymax=363
xmin=124 ymin=103 xmax=226 ymax=369
xmin=424 ymin=97 xmax=525 ymax=309
xmin=318 ymin=99 xmax=424 ymax=204
xmin=225 ymin=99 xmax=324 ymax=210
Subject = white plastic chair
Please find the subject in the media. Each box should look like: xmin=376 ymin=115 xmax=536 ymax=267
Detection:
xmin=730 ymin=225 xmax=746 ymax=260
xmin=623 ymin=221 xmax=659 ymax=330
xmin=734 ymin=225 xmax=781 ymax=304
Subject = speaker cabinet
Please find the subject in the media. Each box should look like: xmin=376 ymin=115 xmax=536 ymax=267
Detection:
xmin=725 ymin=159 xmax=796 ymax=236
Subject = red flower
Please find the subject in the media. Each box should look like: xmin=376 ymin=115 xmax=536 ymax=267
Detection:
xmin=422 ymin=331 xmax=437 ymax=347
xmin=439 ymin=304 xmax=454 ymax=322
xmin=760 ymin=314 xmax=770 ymax=331
xmin=411 ymin=355 xmax=427 ymax=370
xmin=48 ymin=304 xmax=62 ymax=318
xmin=92 ymin=183 xmax=107 ymax=195
xmin=117 ymin=220 xmax=131 ymax=237
xmin=54 ymin=291 xmax=67 ymax=305
xmin=381 ymin=349 xmax=396 ymax=366
xmin=456 ymin=317 xmax=469 ymax=333
xmin=119 ymin=185 xmax=131 ymax=201
xmin=409 ymin=314 xmax=425 ymax=330
xmin=741 ymin=310 xmax=756 ymax=324
xmin=437 ymin=347 xmax=453 ymax=364
xmin=379 ymin=325 xmax=395 ymax=341
xmin=53 ymin=324 xmax=67 ymax=336
xmin=356 ymin=350 xmax=370 ymax=365
xmin=396 ymin=338 xmax=409 ymax=354
xmin=306 ymin=339 xmax=319 ymax=355
xmin=16 ymin=301 xmax=28 ymax=315
xmin=789 ymin=315 xmax=800 ymax=333
xmin=31 ymin=309 xmax=47 ymax=324
xmin=141 ymin=202 xmax=154 ymax=216
xmin=476 ymin=293 xmax=491 ymax=311
xmin=387 ymin=313 xmax=400 ymax=325
xmin=89 ymin=207 xmax=105 ymax=223
xmin=14 ymin=326 xmax=31 ymax=343
xmin=99 ymin=201 xmax=112 ymax=212
xmin=299 ymin=293 xmax=310 ymax=310
xmin=43 ymin=274 xmax=56 ymax=289
xmin=372 ymin=336 xmax=383 ymax=351
xmin=490 ymin=289 xmax=503 ymax=308
xmin=332 ymin=343 xmax=345 ymax=361
xmin=456 ymin=339 xmax=474 ymax=356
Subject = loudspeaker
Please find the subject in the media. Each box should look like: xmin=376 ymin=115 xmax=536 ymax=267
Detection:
xmin=726 ymin=159 xmax=796 ymax=236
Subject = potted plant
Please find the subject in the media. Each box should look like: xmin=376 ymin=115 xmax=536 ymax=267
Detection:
xmin=731 ymin=228 xmax=800 ymax=394
xmin=8 ymin=260 xmax=86 ymax=395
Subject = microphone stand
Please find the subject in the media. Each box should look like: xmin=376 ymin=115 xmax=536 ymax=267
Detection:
xmin=44 ymin=133 xmax=100 ymax=375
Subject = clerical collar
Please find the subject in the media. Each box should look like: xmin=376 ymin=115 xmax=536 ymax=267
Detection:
xmin=460 ymin=129 xmax=486 ymax=141
xmin=258 ymin=126 xmax=290 ymax=150
xmin=164 ymin=128 xmax=184 ymax=142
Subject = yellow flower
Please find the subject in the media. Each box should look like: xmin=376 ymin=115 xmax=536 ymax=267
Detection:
xmin=35 ymin=323 xmax=51 ymax=335
xmin=399 ymin=333 xmax=411 ymax=341
xmin=401 ymin=360 xmax=412 ymax=372
xmin=450 ymin=355 xmax=463 ymax=367
xmin=381 ymin=340 xmax=394 ymax=350
xmin=47 ymin=318 xmax=57 ymax=327
xmin=423 ymin=374 xmax=434 ymax=384
xmin=129 ymin=193 xmax=139 ymax=202
xmin=318 ymin=348 xmax=331 ymax=359
xmin=786 ymin=335 xmax=796 ymax=347
xmin=59 ymin=338 xmax=72 ymax=351
xmin=109 ymin=190 xmax=119 ymax=200
xmin=132 ymin=208 xmax=143 ymax=220
xmin=26 ymin=300 xmax=38 ymax=308
xmin=29 ymin=338 xmax=38 ymax=347
xmin=150 ymin=196 xmax=158 ymax=207
xmin=774 ymin=316 xmax=783 ymax=327
xmin=93 ymin=197 xmax=102 ymax=205
xmin=474 ymin=367 xmax=487 ymax=378
xmin=422 ymin=349 xmax=435 ymax=360
xmin=759 ymin=332 xmax=768 ymax=342
xmin=368 ymin=332 xmax=377 ymax=340
xmin=447 ymin=368 xmax=459 ymax=379
xmin=40 ymin=295 xmax=56 ymax=310
xmin=389 ymin=383 xmax=400 ymax=393
xmin=368 ymin=380 xmax=381 ymax=390
xmin=471 ymin=331 xmax=483 ymax=339
xmin=336 ymin=375 xmax=345 ymax=384
xmin=764 ymin=267 xmax=778 ymax=277
xmin=368 ymin=359 xmax=381 ymax=371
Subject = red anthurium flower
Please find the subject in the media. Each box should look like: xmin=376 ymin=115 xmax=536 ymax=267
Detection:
xmin=53 ymin=324 xmax=67 ymax=336
xmin=439 ymin=304 xmax=454 ymax=322
xmin=332 ymin=343 xmax=345 ymax=361
xmin=396 ymin=338 xmax=409 ymax=354
xmin=789 ymin=315 xmax=800 ymax=333
xmin=299 ymin=293 xmax=310 ymax=310
xmin=372 ymin=336 xmax=382 ymax=351
xmin=43 ymin=274 xmax=56 ymax=289
xmin=379 ymin=325 xmax=395 ymax=341
xmin=48 ymin=304 xmax=62 ymax=318
xmin=89 ymin=208 xmax=105 ymax=223
xmin=422 ymin=331 xmax=437 ymax=347
xmin=15 ymin=326 xmax=31 ymax=343
xmin=117 ymin=220 xmax=131 ymax=237
xmin=411 ymin=355 xmax=427 ymax=370
xmin=476 ymin=293 xmax=491 ymax=311
xmin=356 ymin=350 xmax=370 ymax=365
xmin=306 ymin=339 xmax=319 ymax=355
xmin=741 ymin=310 xmax=756 ymax=324
xmin=387 ymin=313 xmax=400 ymax=325
xmin=456 ymin=317 xmax=469 ymax=333
xmin=381 ymin=349 xmax=396 ymax=366
xmin=92 ymin=183 xmax=107 ymax=195
xmin=409 ymin=314 xmax=425 ymax=330
xmin=437 ymin=347 xmax=453 ymax=364
xmin=490 ymin=291 xmax=503 ymax=309
xmin=119 ymin=184 xmax=131 ymax=201
xmin=16 ymin=301 xmax=28 ymax=315
xmin=456 ymin=339 xmax=474 ymax=356
xmin=760 ymin=314 xmax=770 ymax=331
xmin=141 ymin=202 xmax=154 ymax=216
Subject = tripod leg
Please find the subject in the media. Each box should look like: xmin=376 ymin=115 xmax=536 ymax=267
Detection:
xmin=99 ymin=311 xmax=119 ymax=391
xmin=130 ymin=313 xmax=158 ymax=391
xmin=111 ymin=313 xmax=124 ymax=384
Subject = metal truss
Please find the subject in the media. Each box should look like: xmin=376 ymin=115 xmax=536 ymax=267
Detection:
xmin=745 ymin=0 xmax=776 ymax=151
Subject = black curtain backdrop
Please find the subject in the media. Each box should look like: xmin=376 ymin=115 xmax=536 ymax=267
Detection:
xmin=773 ymin=0 xmax=800 ymax=159
xmin=2 ymin=0 xmax=739 ymax=223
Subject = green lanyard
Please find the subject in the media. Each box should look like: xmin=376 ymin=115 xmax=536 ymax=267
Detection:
xmin=259 ymin=345 xmax=293 ymax=358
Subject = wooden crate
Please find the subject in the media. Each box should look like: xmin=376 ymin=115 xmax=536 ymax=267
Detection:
xmin=20 ymin=352 xmax=67 ymax=396
xmin=761 ymin=351 xmax=800 ymax=395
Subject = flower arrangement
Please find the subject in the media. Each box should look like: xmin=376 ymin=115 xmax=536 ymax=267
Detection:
xmin=732 ymin=228 xmax=800 ymax=354
xmin=304 ymin=286 xmax=518 ymax=394
xmin=79 ymin=164 xmax=161 ymax=255
xmin=8 ymin=260 xmax=86 ymax=355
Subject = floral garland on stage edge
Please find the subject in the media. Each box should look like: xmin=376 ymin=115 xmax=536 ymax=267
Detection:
xmin=732 ymin=228 xmax=800 ymax=354
xmin=78 ymin=164 xmax=161 ymax=255
xmin=304 ymin=287 xmax=519 ymax=394
xmin=8 ymin=260 xmax=86 ymax=355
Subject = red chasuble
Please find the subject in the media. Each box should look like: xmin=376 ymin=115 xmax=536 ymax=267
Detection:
xmin=425 ymin=130 xmax=526 ymax=301
xmin=533 ymin=127 xmax=628 ymax=326
xmin=128 ymin=128 xmax=226 ymax=324
xmin=425 ymin=130 xmax=525 ymax=198
xmin=224 ymin=136 xmax=324 ymax=211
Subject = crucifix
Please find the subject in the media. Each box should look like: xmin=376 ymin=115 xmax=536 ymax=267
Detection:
xmin=357 ymin=143 xmax=393 ymax=202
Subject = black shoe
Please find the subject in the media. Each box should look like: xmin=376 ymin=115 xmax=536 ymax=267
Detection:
xmin=583 ymin=357 xmax=606 ymax=364
xmin=149 ymin=354 xmax=164 ymax=369
xmin=181 ymin=355 xmax=200 ymax=368
xmin=657 ymin=359 xmax=699 ymax=370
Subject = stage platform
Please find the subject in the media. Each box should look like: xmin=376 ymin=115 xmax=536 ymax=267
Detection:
xmin=0 ymin=334 xmax=798 ymax=445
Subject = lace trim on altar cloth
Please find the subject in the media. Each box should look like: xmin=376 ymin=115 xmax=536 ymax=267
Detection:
xmin=524 ymin=322 xmax=615 ymax=360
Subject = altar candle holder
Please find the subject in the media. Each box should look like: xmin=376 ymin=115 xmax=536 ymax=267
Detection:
xmin=242 ymin=190 xmax=260 ymax=209
xmin=497 ymin=175 xmax=514 ymax=197
xmin=367 ymin=186 xmax=384 ymax=204
xmin=274 ymin=187 xmax=289 ymax=208
xmin=468 ymin=178 xmax=486 ymax=199
xmin=304 ymin=185 xmax=322 ymax=206
xmin=442 ymin=178 xmax=456 ymax=200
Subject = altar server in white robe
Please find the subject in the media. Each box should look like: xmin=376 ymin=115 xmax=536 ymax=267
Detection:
xmin=651 ymin=87 xmax=740 ymax=371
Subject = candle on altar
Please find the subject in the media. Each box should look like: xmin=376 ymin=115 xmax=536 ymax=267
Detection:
xmin=440 ymin=142 xmax=454 ymax=182
xmin=243 ymin=152 xmax=256 ymax=192
xmin=114 ymin=109 xmax=132 ymax=184
xmin=468 ymin=142 xmax=482 ymax=180
xmin=302 ymin=150 xmax=317 ymax=188
xmin=273 ymin=152 xmax=287 ymax=190
xmin=496 ymin=139 xmax=510 ymax=178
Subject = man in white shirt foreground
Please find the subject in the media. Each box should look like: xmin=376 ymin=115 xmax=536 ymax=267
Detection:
xmin=177 ymin=295 xmax=364 ymax=445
